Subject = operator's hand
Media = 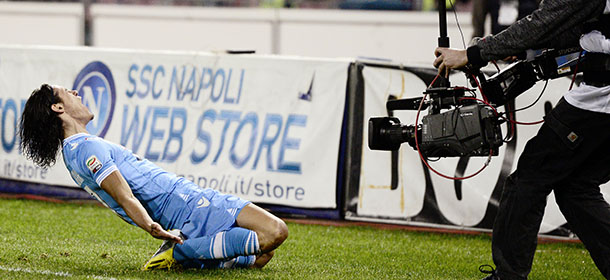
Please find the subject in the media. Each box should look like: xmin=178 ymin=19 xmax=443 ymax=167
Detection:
xmin=149 ymin=222 xmax=184 ymax=244
xmin=503 ymin=56 xmax=518 ymax=62
xmin=433 ymin=48 xmax=468 ymax=78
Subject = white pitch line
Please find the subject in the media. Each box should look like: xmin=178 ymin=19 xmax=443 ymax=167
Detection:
xmin=0 ymin=265 xmax=119 ymax=280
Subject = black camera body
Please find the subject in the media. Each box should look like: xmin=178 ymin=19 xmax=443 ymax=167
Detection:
xmin=482 ymin=47 xmax=581 ymax=106
xmin=368 ymin=47 xmax=583 ymax=158
xmin=419 ymin=103 xmax=501 ymax=157
xmin=369 ymin=87 xmax=503 ymax=157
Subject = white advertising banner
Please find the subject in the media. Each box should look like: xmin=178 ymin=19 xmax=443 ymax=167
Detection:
xmin=0 ymin=46 xmax=349 ymax=208
xmin=357 ymin=64 xmax=610 ymax=234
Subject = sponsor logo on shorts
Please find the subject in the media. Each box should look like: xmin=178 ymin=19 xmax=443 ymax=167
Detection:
xmin=86 ymin=155 xmax=103 ymax=174
xmin=197 ymin=197 xmax=210 ymax=208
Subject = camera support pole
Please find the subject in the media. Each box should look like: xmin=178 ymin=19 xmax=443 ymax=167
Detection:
xmin=436 ymin=0 xmax=451 ymax=87
xmin=438 ymin=0 xmax=450 ymax=48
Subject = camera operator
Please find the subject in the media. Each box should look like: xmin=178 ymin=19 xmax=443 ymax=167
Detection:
xmin=433 ymin=0 xmax=610 ymax=279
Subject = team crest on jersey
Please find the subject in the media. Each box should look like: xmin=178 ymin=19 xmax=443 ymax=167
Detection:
xmin=86 ymin=155 xmax=103 ymax=174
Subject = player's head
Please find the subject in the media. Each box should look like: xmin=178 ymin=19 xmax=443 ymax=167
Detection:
xmin=49 ymin=85 xmax=94 ymax=124
xmin=19 ymin=84 xmax=93 ymax=168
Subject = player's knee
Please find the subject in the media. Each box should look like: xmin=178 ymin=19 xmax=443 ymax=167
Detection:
xmin=260 ymin=219 xmax=288 ymax=252
xmin=274 ymin=219 xmax=288 ymax=245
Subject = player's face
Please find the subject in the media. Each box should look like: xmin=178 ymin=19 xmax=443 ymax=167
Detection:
xmin=52 ymin=86 xmax=94 ymax=123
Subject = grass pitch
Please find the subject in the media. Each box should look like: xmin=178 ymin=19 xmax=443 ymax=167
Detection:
xmin=0 ymin=198 xmax=602 ymax=279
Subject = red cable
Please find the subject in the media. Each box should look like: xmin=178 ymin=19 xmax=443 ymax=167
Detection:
xmin=503 ymin=52 xmax=581 ymax=126
xmin=415 ymin=68 xmax=544 ymax=181
xmin=569 ymin=51 xmax=583 ymax=91
xmin=507 ymin=119 xmax=545 ymax=125
xmin=472 ymin=73 xmax=543 ymax=125
xmin=429 ymin=74 xmax=441 ymax=88
xmin=471 ymin=74 xmax=489 ymax=103
xmin=413 ymin=76 xmax=493 ymax=181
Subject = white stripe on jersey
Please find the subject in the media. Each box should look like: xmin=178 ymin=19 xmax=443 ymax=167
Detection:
xmin=95 ymin=165 xmax=118 ymax=185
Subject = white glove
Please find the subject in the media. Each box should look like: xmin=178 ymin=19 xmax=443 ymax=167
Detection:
xmin=580 ymin=30 xmax=610 ymax=54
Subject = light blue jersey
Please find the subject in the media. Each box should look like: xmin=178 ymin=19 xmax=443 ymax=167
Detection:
xmin=62 ymin=133 xmax=196 ymax=229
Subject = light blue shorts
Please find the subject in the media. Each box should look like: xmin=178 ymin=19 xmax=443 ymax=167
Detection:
xmin=180 ymin=186 xmax=251 ymax=239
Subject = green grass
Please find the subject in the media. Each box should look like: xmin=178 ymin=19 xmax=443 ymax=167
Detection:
xmin=0 ymin=198 xmax=602 ymax=279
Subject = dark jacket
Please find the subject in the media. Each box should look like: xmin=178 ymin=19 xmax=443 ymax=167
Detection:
xmin=468 ymin=0 xmax=607 ymax=66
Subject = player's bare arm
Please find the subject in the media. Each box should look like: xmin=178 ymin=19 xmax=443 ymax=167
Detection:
xmin=100 ymin=170 xmax=183 ymax=244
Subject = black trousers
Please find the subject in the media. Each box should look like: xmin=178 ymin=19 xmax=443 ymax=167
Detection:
xmin=493 ymin=99 xmax=610 ymax=279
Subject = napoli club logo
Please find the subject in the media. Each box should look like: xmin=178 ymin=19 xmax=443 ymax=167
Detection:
xmin=72 ymin=61 xmax=116 ymax=138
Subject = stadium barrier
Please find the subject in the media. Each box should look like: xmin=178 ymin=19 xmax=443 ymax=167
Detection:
xmin=0 ymin=2 xmax=83 ymax=46
xmin=2 ymin=45 xmax=606 ymax=238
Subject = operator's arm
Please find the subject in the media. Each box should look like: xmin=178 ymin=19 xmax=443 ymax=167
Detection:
xmin=100 ymin=170 xmax=183 ymax=244
xmin=469 ymin=0 xmax=606 ymax=64
xmin=434 ymin=0 xmax=606 ymax=75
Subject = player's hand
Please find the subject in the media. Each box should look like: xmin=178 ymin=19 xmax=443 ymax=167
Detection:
xmin=149 ymin=222 xmax=184 ymax=244
xmin=433 ymin=48 xmax=468 ymax=78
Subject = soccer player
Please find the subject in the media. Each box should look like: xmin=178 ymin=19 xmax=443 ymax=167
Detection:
xmin=19 ymin=84 xmax=288 ymax=270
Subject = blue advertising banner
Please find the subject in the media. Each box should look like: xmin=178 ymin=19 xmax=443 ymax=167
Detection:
xmin=0 ymin=46 xmax=350 ymax=208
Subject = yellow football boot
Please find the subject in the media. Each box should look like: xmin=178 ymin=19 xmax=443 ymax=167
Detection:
xmin=142 ymin=229 xmax=182 ymax=271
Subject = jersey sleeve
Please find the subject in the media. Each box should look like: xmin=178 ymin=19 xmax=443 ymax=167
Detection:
xmin=77 ymin=140 xmax=119 ymax=186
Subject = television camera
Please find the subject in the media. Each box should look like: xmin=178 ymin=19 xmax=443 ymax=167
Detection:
xmin=368 ymin=47 xmax=583 ymax=158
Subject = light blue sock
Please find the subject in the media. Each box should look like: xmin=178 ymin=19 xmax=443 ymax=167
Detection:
xmin=219 ymin=255 xmax=256 ymax=268
xmin=174 ymin=227 xmax=260 ymax=262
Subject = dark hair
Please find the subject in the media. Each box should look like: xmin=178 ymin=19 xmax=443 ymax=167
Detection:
xmin=19 ymin=84 xmax=64 ymax=168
